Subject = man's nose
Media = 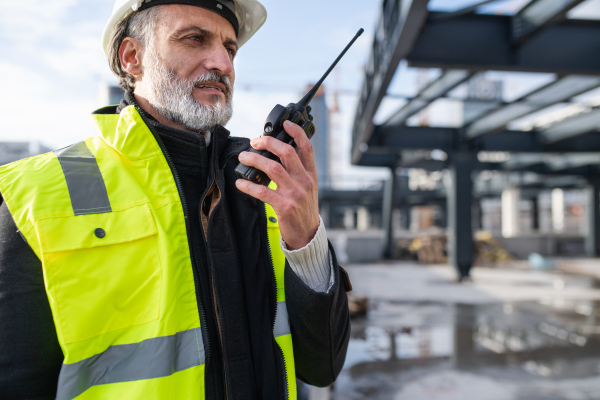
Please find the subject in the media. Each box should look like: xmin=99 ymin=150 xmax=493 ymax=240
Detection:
xmin=204 ymin=44 xmax=234 ymax=76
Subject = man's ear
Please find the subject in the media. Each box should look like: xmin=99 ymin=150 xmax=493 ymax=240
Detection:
xmin=119 ymin=37 xmax=144 ymax=77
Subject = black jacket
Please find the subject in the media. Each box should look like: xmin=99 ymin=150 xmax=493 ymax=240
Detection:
xmin=0 ymin=95 xmax=351 ymax=400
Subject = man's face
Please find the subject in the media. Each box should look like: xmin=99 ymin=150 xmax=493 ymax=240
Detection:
xmin=149 ymin=5 xmax=237 ymax=108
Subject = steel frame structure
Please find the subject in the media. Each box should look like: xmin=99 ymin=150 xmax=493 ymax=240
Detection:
xmin=351 ymin=0 xmax=600 ymax=277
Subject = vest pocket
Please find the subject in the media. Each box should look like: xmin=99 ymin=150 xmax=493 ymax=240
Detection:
xmin=35 ymin=203 xmax=162 ymax=343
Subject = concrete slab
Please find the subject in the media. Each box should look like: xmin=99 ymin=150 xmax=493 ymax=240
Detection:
xmin=331 ymin=262 xmax=600 ymax=400
xmin=345 ymin=263 xmax=600 ymax=304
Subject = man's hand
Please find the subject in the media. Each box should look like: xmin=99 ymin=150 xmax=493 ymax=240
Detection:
xmin=236 ymin=120 xmax=320 ymax=250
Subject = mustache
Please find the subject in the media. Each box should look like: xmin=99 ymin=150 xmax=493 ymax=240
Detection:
xmin=191 ymin=71 xmax=232 ymax=96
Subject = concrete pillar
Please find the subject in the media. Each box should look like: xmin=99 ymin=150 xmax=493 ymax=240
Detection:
xmin=586 ymin=178 xmax=600 ymax=257
xmin=343 ymin=208 xmax=355 ymax=230
xmin=447 ymin=152 xmax=475 ymax=280
xmin=382 ymin=168 xmax=397 ymax=259
xmin=552 ymin=188 xmax=565 ymax=232
xmin=501 ymin=187 xmax=520 ymax=238
xmin=410 ymin=207 xmax=419 ymax=232
xmin=357 ymin=207 xmax=369 ymax=231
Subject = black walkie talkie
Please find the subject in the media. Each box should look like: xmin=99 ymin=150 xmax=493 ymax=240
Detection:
xmin=235 ymin=28 xmax=364 ymax=186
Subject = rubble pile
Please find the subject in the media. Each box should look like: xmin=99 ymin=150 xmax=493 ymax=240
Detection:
xmin=395 ymin=231 xmax=513 ymax=265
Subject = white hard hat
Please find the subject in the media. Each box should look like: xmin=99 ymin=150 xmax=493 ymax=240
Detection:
xmin=102 ymin=0 xmax=267 ymax=55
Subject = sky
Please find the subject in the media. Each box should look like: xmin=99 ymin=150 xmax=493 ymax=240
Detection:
xmin=1 ymin=0 xmax=600 ymax=187
xmin=0 ymin=0 xmax=385 ymax=186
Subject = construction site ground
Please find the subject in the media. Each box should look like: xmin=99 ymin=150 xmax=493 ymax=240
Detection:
xmin=330 ymin=260 xmax=600 ymax=400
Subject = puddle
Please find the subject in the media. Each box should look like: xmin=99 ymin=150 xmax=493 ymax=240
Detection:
xmin=332 ymin=300 xmax=600 ymax=400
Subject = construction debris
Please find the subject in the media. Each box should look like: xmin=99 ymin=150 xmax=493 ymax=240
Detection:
xmin=408 ymin=234 xmax=447 ymax=264
xmin=395 ymin=231 xmax=513 ymax=265
xmin=348 ymin=295 xmax=368 ymax=318
xmin=473 ymin=231 xmax=514 ymax=266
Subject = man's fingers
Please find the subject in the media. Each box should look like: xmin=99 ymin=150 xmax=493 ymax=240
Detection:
xmin=235 ymin=178 xmax=280 ymax=205
xmin=282 ymin=120 xmax=316 ymax=174
xmin=249 ymin=135 xmax=304 ymax=175
xmin=238 ymin=150 xmax=294 ymax=187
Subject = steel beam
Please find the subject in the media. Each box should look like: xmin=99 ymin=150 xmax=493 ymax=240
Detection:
xmin=541 ymin=108 xmax=600 ymax=143
xmin=318 ymin=188 xmax=445 ymax=208
xmin=366 ymin=126 xmax=600 ymax=157
xmin=546 ymin=153 xmax=600 ymax=171
xmin=430 ymin=0 xmax=495 ymax=22
xmin=512 ymin=0 xmax=586 ymax=44
xmin=466 ymin=76 xmax=600 ymax=138
xmin=370 ymin=126 xmax=456 ymax=151
xmin=524 ymin=163 xmax=600 ymax=176
xmin=384 ymin=69 xmax=471 ymax=127
xmin=397 ymin=150 xmax=432 ymax=167
xmin=463 ymin=100 xmax=502 ymax=125
xmin=500 ymin=153 xmax=600 ymax=172
xmin=407 ymin=13 xmax=600 ymax=75
xmin=351 ymin=0 xmax=430 ymax=165
xmin=502 ymin=153 xmax=546 ymax=170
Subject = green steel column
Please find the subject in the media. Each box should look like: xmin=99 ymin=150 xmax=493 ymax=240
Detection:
xmin=586 ymin=178 xmax=600 ymax=257
xmin=447 ymin=152 xmax=475 ymax=280
xmin=382 ymin=168 xmax=397 ymax=259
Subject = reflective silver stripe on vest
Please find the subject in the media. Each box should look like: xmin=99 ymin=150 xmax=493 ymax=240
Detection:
xmin=274 ymin=301 xmax=290 ymax=337
xmin=54 ymin=141 xmax=112 ymax=216
xmin=56 ymin=327 xmax=205 ymax=400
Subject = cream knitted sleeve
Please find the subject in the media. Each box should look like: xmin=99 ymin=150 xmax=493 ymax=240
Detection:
xmin=280 ymin=217 xmax=334 ymax=293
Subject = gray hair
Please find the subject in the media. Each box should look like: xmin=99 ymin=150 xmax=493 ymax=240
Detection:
xmin=107 ymin=7 xmax=164 ymax=92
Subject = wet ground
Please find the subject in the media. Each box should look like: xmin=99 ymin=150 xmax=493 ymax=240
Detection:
xmin=331 ymin=263 xmax=600 ymax=400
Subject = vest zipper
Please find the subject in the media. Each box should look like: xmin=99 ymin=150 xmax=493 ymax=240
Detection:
xmin=264 ymin=204 xmax=290 ymax=400
xmin=201 ymin=174 xmax=230 ymax=400
xmin=141 ymin=119 xmax=286 ymax=398
xmin=138 ymin=113 xmax=213 ymax=378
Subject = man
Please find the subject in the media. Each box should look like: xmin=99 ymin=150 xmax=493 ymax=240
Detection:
xmin=0 ymin=0 xmax=351 ymax=399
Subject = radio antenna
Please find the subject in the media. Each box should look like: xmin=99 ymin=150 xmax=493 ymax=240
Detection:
xmin=297 ymin=28 xmax=364 ymax=108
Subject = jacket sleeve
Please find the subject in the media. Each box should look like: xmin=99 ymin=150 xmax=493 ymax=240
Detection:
xmin=0 ymin=199 xmax=63 ymax=399
xmin=284 ymin=241 xmax=351 ymax=387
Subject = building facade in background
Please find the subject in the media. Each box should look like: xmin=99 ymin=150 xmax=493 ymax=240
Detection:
xmin=0 ymin=142 xmax=51 ymax=165
xmin=308 ymin=85 xmax=330 ymax=189
xmin=98 ymin=84 xmax=126 ymax=107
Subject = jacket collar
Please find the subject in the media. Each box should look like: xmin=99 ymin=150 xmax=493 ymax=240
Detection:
xmin=91 ymin=105 xmax=163 ymax=161
xmin=91 ymin=104 xmax=233 ymax=165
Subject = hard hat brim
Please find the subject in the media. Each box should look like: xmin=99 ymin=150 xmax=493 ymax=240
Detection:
xmin=101 ymin=0 xmax=266 ymax=55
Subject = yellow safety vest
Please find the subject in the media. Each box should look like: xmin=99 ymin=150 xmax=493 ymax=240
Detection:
xmin=0 ymin=105 xmax=296 ymax=399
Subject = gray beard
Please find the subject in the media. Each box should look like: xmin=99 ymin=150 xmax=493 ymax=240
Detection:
xmin=143 ymin=46 xmax=234 ymax=137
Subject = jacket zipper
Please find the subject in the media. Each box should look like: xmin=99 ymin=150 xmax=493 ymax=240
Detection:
xmin=138 ymin=110 xmax=212 ymax=374
xmin=141 ymin=121 xmax=286 ymax=399
xmin=201 ymin=175 xmax=230 ymax=400
xmin=264 ymin=204 xmax=290 ymax=400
